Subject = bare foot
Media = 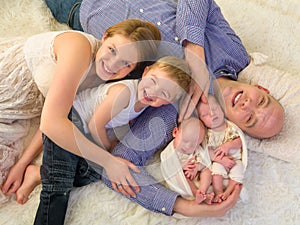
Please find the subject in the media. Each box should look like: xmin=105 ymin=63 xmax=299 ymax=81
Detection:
xmin=221 ymin=191 xmax=230 ymax=201
xmin=221 ymin=188 xmax=235 ymax=201
xmin=195 ymin=190 xmax=206 ymax=204
xmin=222 ymin=180 xmax=239 ymax=201
xmin=204 ymin=192 xmax=215 ymax=205
xmin=213 ymin=193 xmax=223 ymax=203
xmin=16 ymin=165 xmax=40 ymax=204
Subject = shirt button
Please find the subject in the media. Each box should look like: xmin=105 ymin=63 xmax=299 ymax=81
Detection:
xmin=157 ymin=21 xmax=161 ymax=26
xmin=161 ymin=207 xmax=166 ymax=212
xmin=175 ymin=36 xmax=179 ymax=42
xmin=139 ymin=8 xmax=144 ymax=13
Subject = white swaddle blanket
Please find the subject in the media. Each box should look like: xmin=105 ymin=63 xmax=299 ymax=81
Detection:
xmin=160 ymin=121 xmax=248 ymax=200
xmin=160 ymin=141 xmax=211 ymax=199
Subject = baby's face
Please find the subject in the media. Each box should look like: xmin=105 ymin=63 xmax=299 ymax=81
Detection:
xmin=173 ymin=122 xmax=204 ymax=155
xmin=197 ymin=96 xmax=225 ymax=129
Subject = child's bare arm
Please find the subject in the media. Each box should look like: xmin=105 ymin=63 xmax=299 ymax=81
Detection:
xmin=88 ymin=84 xmax=130 ymax=150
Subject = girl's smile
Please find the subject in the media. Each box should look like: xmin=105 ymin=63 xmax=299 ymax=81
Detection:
xmin=95 ymin=34 xmax=138 ymax=81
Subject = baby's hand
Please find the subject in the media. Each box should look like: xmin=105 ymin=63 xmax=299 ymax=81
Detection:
xmin=182 ymin=157 xmax=196 ymax=168
xmin=214 ymin=148 xmax=226 ymax=159
xmin=214 ymin=143 xmax=230 ymax=158
xmin=184 ymin=167 xmax=198 ymax=180
xmin=215 ymin=155 xmax=236 ymax=171
xmin=183 ymin=158 xmax=198 ymax=180
xmin=182 ymin=161 xmax=196 ymax=172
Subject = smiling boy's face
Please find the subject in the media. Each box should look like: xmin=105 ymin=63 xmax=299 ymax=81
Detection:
xmin=219 ymin=80 xmax=284 ymax=138
xmin=137 ymin=67 xmax=180 ymax=107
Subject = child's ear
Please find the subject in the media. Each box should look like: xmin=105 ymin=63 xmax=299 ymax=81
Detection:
xmin=101 ymin=32 xmax=108 ymax=42
xmin=142 ymin=66 xmax=150 ymax=78
xmin=172 ymin=127 xmax=178 ymax=138
xmin=254 ymin=84 xmax=270 ymax=94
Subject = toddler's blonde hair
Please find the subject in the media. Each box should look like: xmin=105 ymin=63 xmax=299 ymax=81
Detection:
xmin=149 ymin=56 xmax=192 ymax=100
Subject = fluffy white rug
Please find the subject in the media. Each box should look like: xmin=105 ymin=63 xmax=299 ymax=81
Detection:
xmin=0 ymin=0 xmax=299 ymax=225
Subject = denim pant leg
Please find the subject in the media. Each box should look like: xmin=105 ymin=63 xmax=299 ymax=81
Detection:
xmin=74 ymin=158 xmax=102 ymax=187
xmin=72 ymin=110 xmax=102 ymax=186
xmin=34 ymin=134 xmax=80 ymax=225
xmin=45 ymin=0 xmax=83 ymax=30
xmin=34 ymin=108 xmax=100 ymax=225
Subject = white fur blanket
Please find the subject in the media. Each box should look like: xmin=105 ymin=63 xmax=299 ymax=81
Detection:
xmin=0 ymin=0 xmax=299 ymax=224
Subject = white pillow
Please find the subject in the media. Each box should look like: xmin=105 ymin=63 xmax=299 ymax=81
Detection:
xmin=237 ymin=52 xmax=300 ymax=163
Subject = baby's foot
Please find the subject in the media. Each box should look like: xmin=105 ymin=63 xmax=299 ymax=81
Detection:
xmin=221 ymin=188 xmax=233 ymax=201
xmin=195 ymin=190 xmax=206 ymax=204
xmin=213 ymin=193 xmax=223 ymax=203
xmin=16 ymin=165 xmax=40 ymax=204
xmin=204 ymin=192 xmax=215 ymax=205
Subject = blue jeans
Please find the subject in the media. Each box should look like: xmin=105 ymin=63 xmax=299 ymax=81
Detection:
xmin=34 ymin=104 xmax=178 ymax=224
xmin=45 ymin=0 xmax=83 ymax=30
xmin=34 ymin=109 xmax=101 ymax=225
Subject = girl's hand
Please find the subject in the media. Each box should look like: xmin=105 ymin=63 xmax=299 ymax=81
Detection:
xmin=2 ymin=163 xmax=26 ymax=195
xmin=105 ymin=156 xmax=140 ymax=198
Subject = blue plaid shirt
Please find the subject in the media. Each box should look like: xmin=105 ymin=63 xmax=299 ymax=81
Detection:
xmin=80 ymin=0 xmax=249 ymax=78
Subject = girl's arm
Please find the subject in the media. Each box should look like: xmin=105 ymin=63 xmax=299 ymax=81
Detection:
xmin=40 ymin=32 xmax=139 ymax=196
xmin=1 ymin=129 xmax=42 ymax=194
xmin=88 ymin=83 xmax=131 ymax=150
